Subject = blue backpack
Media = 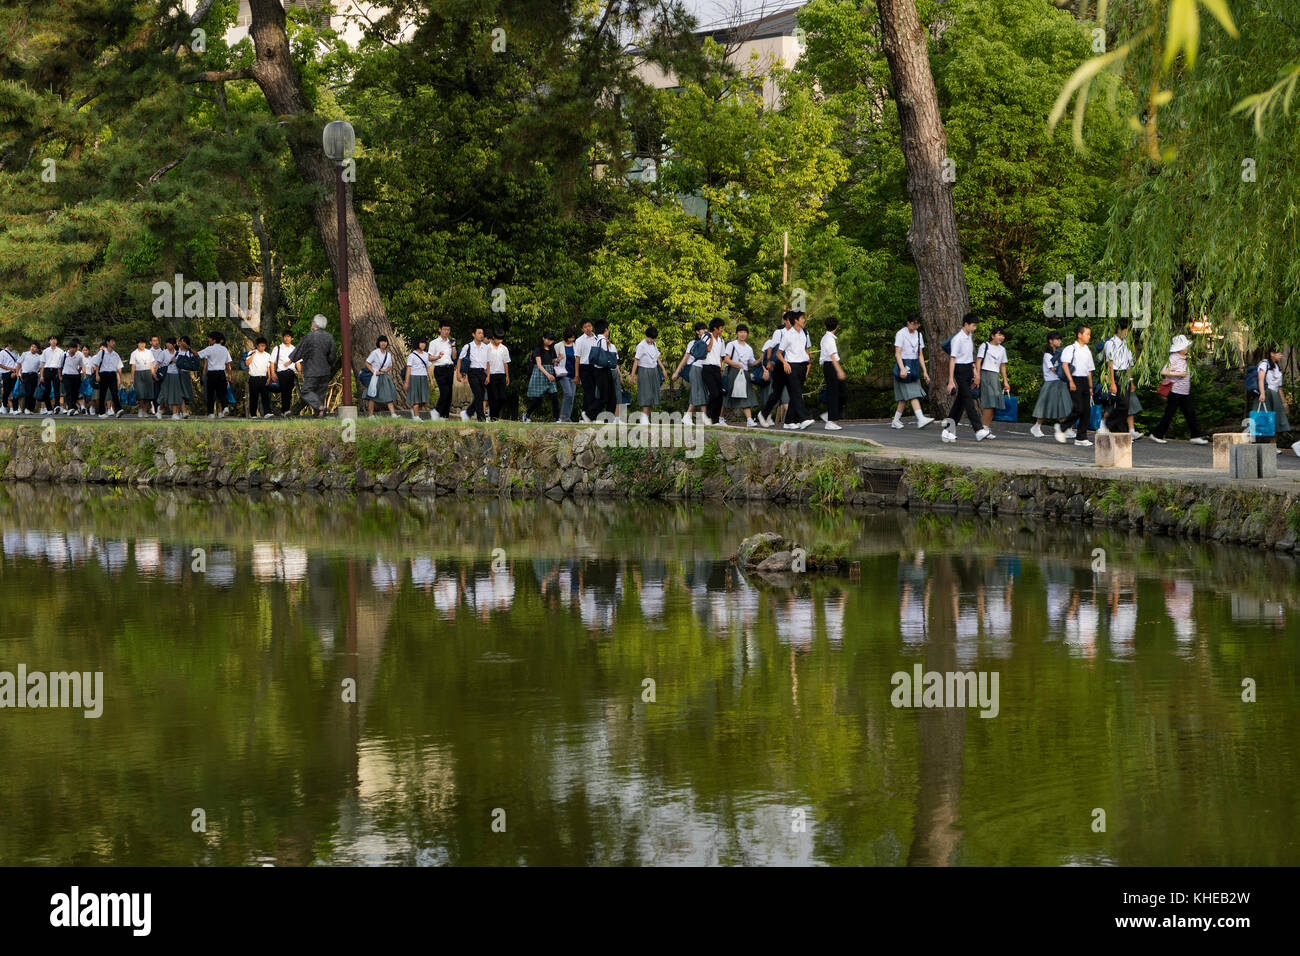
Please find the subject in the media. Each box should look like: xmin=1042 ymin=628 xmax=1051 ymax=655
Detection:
xmin=1050 ymin=348 xmax=1065 ymax=379
xmin=1245 ymin=363 xmax=1262 ymax=396
xmin=689 ymin=336 xmax=709 ymax=361
xmin=940 ymin=334 xmax=954 ymax=356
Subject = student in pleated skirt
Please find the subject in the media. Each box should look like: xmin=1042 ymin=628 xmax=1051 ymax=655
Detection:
xmin=158 ymin=339 xmax=187 ymax=419
xmin=723 ymin=324 xmax=760 ymax=426
xmin=1030 ymin=331 xmax=1073 ymax=438
xmin=523 ymin=333 xmax=559 ymax=423
xmin=1255 ymin=347 xmax=1290 ymax=448
xmin=404 ymin=339 xmax=432 ymax=419
xmin=633 ymin=327 xmax=668 ymax=419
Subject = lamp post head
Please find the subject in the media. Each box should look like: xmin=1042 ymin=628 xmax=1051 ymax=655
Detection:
xmin=322 ymin=120 xmax=355 ymax=164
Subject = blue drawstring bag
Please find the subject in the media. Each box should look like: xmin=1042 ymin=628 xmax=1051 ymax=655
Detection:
xmin=11 ymin=378 xmax=24 ymax=400
xmin=1089 ymin=404 xmax=1102 ymax=430
xmin=35 ymin=381 xmax=47 ymax=402
xmin=226 ymin=384 xmax=237 ymax=405
xmin=120 ymin=386 xmax=136 ymax=407
xmin=80 ymin=378 xmax=94 ymax=398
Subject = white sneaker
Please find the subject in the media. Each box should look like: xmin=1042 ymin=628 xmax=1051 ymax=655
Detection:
xmin=1029 ymin=423 xmax=1044 ymax=438
xmin=209 ymin=413 xmax=216 ymax=420
xmin=1074 ymin=439 xmax=1093 ymax=447
xmin=1096 ymin=422 xmax=1110 ymax=435
xmin=137 ymin=410 xmax=145 ymax=418
xmin=431 ymin=410 xmax=441 ymax=421
xmin=521 ymin=414 xmax=530 ymax=423
xmin=745 ymin=418 xmax=758 ymax=428
xmin=1150 ymin=435 xmax=1167 ymax=444
xmin=825 ymin=422 xmax=843 ymax=431
xmin=798 ymin=419 xmax=815 ymax=430
xmin=1129 ymin=429 xmax=1143 ymax=440
xmin=1053 ymin=425 xmax=1066 ymax=444
xmin=172 ymin=413 xmax=181 ymax=420
xmin=219 ymin=408 xmax=228 ymax=418
xmin=115 ymin=409 xmax=124 ymax=417
xmin=701 ymin=415 xmax=713 ymax=426
xmin=390 ymin=412 xmax=399 ymax=418
xmin=1065 ymin=428 xmax=1076 ymax=439
xmin=891 ymin=416 xmax=905 ymax=429
xmin=155 ymin=409 xmax=163 ymax=419
xmin=783 ymin=422 xmax=800 ymax=430
xmin=975 ymin=428 xmax=991 ymax=441
xmin=915 ymin=414 xmax=934 ymax=429
xmin=758 ymin=413 xmax=773 ymax=427
xmin=265 ymin=413 xmax=275 ymax=419
xmin=1188 ymin=437 xmax=1208 ymax=445
xmin=460 ymin=410 xmax=469 ymax=421
xmin=941 ymin=429 xmax=956 ymax=443
xmin=820 ymin=412 xmax=829 ymax=422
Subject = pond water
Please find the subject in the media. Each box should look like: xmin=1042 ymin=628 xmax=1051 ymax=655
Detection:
xmin=0 ymin=484 xmax=1295 ymax=865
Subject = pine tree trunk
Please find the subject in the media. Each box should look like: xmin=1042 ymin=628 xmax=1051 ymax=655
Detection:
xmin=877 ymin=0 xmax=970 ymax=411
xmin=246 ymin=0 xmax=406 ymax=407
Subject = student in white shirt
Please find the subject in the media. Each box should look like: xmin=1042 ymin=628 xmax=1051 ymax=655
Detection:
xmin=456 ymin=325 xmax=491 ymax=422
xmin=404 ymin=338 xmax=432 ymax=420
xmin=722 ymin=324 xmax=760 ymax=427
xmin=819 ymin=317 xmax=846 ymax=430
xmin=755 ymin=314 xmax=793 ymax=425
xmin=891 ymin=313 xmax=934 ymax=429
xmin=149 ymin=335 xmax=168 ymax=415
xmin=773 ymin=311 xmax=816 ymax=430
xmin=57 ymin=338 xmax=84 ymax=416
xmin=91 ymin=337 xmax=124 ymax=417
xmin=39 ymin=335 xmax=64 ymax=413
xmin=671 ymin=322 xmax=709 ymax=425
xmin=0 ymin=341 xmax=19 ymax=413
xmin=17 ymin=342 xmax=43 ymax=414
xmin=555 ymin=328 xmax=578 ymax=422
xmin=589 ymin=319 xmax=618 ymax=418
xmin=941 ymin=313 xmax=988 ymax=442
xmin=129 ymin=339 xmax=158 ymax=418
xmin=1102 ymin=318 xmax=1143 ymax=438
xmin=975 ymin=326 xmax=1010 ymax=433
xmin=158 ymin=338 xmax=188 ymax=419
xmin=1057 ymin=323 xmax=1095 ymax=446
xmin=573 ymin=319 xmax=597 ymax=422
xmin=633 ymin=326 xmax=669 ymax=417
xmin=1031 ymin=330 xmax=1072 ymax=438
xmin=364 ymin=335 xmax=398 ymax=417
xmin=1254 ymin=346 xmax=1289 ymax=446
xmin=485 ymin=329 xmax=511 ymax=421
xmin=271 ymin=331 xmax=299 ymax=417
xmin=198 ymin=332 xmax=233 ymax=418
xmin=699 ymin=317 xmax=727 ymax=425
xmin=245 ymin=337 xmax=276 ymax=418
xmin=429 ymin=321 xmax=456 ymax=421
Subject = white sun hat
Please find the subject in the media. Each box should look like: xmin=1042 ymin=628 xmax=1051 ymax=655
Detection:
xmin=1169 ymin=334 xmax=1192 ymax=353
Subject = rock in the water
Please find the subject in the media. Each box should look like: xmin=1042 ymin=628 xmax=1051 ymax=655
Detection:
xmin=756 ymin=550 xmax=794 ymax=573
xmin=734 ymin=531 xmax=791 ymax=567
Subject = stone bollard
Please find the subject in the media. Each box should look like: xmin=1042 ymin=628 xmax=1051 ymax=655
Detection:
xmin=1259 ymin=443 xmax=1279 ymax=478
xmin=1230 ymin=443 xmax=1265 ymax=479
xmin=1094 ymin=431 xmax=1132 ymax=468
xmin=1212 ymin=432 xmax=1249 ymax=470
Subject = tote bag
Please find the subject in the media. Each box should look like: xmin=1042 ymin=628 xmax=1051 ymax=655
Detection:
xmin=1250 ymin=405 xmax=1276 ymax=437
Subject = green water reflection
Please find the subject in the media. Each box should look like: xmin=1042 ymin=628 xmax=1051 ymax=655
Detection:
xmin=0 ymin=484 xmax=1295 ymax=865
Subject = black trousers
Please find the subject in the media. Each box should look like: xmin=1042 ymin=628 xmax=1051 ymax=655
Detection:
xmin=41 ymin=367 xmax=59 ymax=411
xmin=487 ymin=374 xmax=508 ymax=419
xmin=434 ymin=365 xmax=454 ymax=418
xmin=822 ymin=361 xmax=844 ymax=421
xmin=1067 ymin=375 xmax=1090 ymax=440
xmin=62 ymin=374 xmax=81 ymax=408
xmin=1 ymin=373 xmax=13 ymax=407
xmin=600 ymin=367 xmax=619 ymax=416
xmin=466 ymin=369 xmax=487 ymax=421
xmin=248 ymin=375 xmax=272 ymax=417
xmin=1153 ymin=391 xmax=1201 ymax=439
xmin=580 ymin=365 xmax=602 ymax=418
xmin=205 ymin=370 xmax=228 ymax=414
xmin=276 ymin=369 xmax=296 ymax=414
xmin=21 ymin=372 xmax=39 ymax=412
xmin=784 ymin=361 xmax=811 ymax=424
xmin=96 ymin=372 xmax=119 ymax=415
xmin=947 ymin=363 xmax=982 ymax=431
xmin=701 ymin=364 xmax=724 ymax=422
xmin=760 ymin=362 xmax=789 ymax=418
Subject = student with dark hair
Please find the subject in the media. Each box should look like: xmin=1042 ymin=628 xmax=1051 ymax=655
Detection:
xmin=404 ymin=338 xmax=432 ymax=420
xmin=429 ymin=321 xmax=456 ymax=421
xmin=892 ymin=312 xmax=933 ymax=429
xmin=246 ymin=336 xmax=275 ymax=419
xmin=523 ymin=332 xmax=559 ymax=423
xmin=555 ymin=328 xmax=578 ymax=422
xmin=1254 ymin=346 xmax=1289 ymax=450
xmin=91 ymin=337 xmax=124 ymax=418
xmin=758 ymin=312 xmax=795 ymax=427
xmin=365 ymin=335 xmax=398 ymax=417
xmin=176 ymin=335 xmax=197 ymax=416
xmin=40 ymin=335 xmax=63 ymax=413
xmin=940 ymin=313 xmax=987 ymax=442
xmin=591 ymin=319 xmax=619 ymax=417
xmin=696 ymin=318 xmax=727 ymax=425
xmin=671 ymin=321 xmax=709 ymax=425
xmin=976 ymin=326 xmax=1010 ymax=435
xmin=1102 ymin=317 xmax=1143 ymax=439
xmin=1031 ymin=331 xmax=1071 ymax=438
xmin=776 ymin=311 xmax=816 ymax=430
xmin=633 ymin=326 xmax=668 ymax=418
xmin=484 ymin=329 xmax=511 ymax=421
xmin=272 ymin=331 xmax=298 ymax=417
xmin=820 ymin=316 xmax=846 ymax=430
xmin=1056 ymin=324 xmax=1095 ymax=447
xmin=574 ymin=319 xmax=597 ymax=422
xmin=457 ymin=325 xmax=490 ymax=422
xmin=0 ymin=341 xmax=19 ymax=414
xmin=199 ymin=332 xmax=233 ymax=418
xmin=149 ymin=335 xmax=168 ymax=416
xmin=723 ymin=323 xmax=760 ymax=426
xmin=129 ymin=338 xmax=157 ymax=418
xmin=158 ymin=338 xmax=187 ymax=419
xmin=58 ymin=338 xmax=83 ymax=416
xmin=18 ymin=342 xmax=42 ymax=415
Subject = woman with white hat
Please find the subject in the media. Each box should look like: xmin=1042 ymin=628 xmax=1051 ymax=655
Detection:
xmin=1151 ymin=334 xmax=1208 ymax=445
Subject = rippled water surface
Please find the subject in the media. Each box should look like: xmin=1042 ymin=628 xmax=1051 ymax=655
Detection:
xmin=0 ymin=484 xmax=1296 ymax=865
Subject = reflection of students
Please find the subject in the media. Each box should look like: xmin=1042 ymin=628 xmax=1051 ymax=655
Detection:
xmin=1062 ymin=587 xmax=1099 ymax=659
xmin=898 ymin=551 xmax=930 ymax=650
xmin=823 ymin=590 xmax=847 ymax=645
xmin=1106 ymin=572 xmax=1138 ymax=660
xmin=1163 ymin=577 xmax=1196 ymax=646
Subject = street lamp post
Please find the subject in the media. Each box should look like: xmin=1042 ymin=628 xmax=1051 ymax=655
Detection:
xmin=323 ymin=120 xmax=356 ymax=412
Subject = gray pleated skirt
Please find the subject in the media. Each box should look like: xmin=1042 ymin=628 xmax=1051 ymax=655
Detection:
xmin=725 ymin=372 xmax=758 ymax=409
xmin=158 ymin=372 xmax=186 ymax=405
xmin=689 ymin=364 xmax=707 ymax=406
xmin=133 ymin=370 xmax=155 ymax=402
xmin=369 ymin=373 xmax=396 ymax=404
xmin=637 ymin=366 xmax=661 ymax=406
xmin=1033 ymin=379 xmax=1073 ymax=419
xmin=1264 ymin=388 xmax=1291 ymax=432
xmin=893 ymin=375 xmax=924 ymax=401
xmin=1117 ymin=370 xmax=1142 ymax=415
xmin=407 ymin=375 xmax=430 ymax=405
xmin=980 ymin=370 xmax=1005 ymax=410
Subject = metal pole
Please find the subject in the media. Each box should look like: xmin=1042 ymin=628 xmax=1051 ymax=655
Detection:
xmin=337 ymin=163 xmax=353 ymax=408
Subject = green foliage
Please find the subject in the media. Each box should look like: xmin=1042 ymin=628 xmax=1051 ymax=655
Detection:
xmin=355 ymin=433 xmax=400 ymax=473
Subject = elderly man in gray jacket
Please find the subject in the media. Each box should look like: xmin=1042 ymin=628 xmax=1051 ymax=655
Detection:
xmin=289 ymin=315 xmax=337 ymax=416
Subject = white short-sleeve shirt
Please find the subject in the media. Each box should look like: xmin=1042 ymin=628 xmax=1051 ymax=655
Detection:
xmin=365 ymin=349 xmax=394 ymax=374
xmin=1061 ymin=341 xmax=1095 ymax=377
xmin=894 ymin=328 xmax=924 ymax=361
xmin=198 ymin=345 xmax=232 ymax=371
xmin=1258 ymin=359 xmax=1283 ymax=392
xmin=407 ymin=351 xmax=431 ymax=376
xmin=977 ymin=342 xmax=1007 ymax=375
xmin=949 ymin=329 xmax=975 ymax=365
xmin=634 ymin=341 xmax=660 ymax=369
xmin=129 ymin=348 xmax=155 ymax=372
xmin=246 ymin=351 xmax=273 ymax=377
xmin=819 ymin=331 xmax=839 ymax=364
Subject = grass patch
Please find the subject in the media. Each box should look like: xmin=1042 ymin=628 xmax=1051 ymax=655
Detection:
xmin=356 ymin=433 xmax=400 ymax=473
xmin=1134 ymin=485 xmax=1158 ymax=514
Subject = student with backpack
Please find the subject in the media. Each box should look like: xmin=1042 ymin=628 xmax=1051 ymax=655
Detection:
xmin=429 ymin=322 xmax=456 ymax=421
xmin=57 ymin=339 xmax=84 ymax=416
xmin=158 ymin=339 xmax=187 ymax=419
xmin=456 ymin=325 xmax=491 ymax=422
xmin=129 ymin=338 xmax=158 ymax=418
xmin=404 ymin=338 xmax=433 ymax=420
xmin=770 ymin=311 xmax=816 ymax=430
xmin=17 ymin=342 xmax=42 ymax=415
xmin=1101 ymin=318 xmax=1143 ymax=439
xmin=555 ymin=328 xmax=578 ymax=422
xmin=0 ymin=341 xmax=18 ymax=414
xmin=975 ymin=327 xmax=1010 ymax=435
xmin=757 ymin=312 xmax=796 ymax=427
xmin=91 ymin=337 xmax=124 ymax=418
xmin=939 ymin=313 xmax=988 ymax=442
xmin=1056 ymin=324 xmax=1095 ymax=447
xmin=589 ymin=320 xmax=619 ymax=417
xmin=271 ymin=332 xmax=299 ymax=418
xmin=723 ymin=324 xmax=760 ymax=427
xmin=1252 ymin=346 xmax=1288 ymax=449
xmin=573 ymin=319 xmax=597 ymax=423
xmin=891 ymin=313 xmax=933 ymax=429
xmin=365 ymin=336 xmax=399 ymax=418
xmin=820 ymin=317 xmax=847 ymax=430
xmin=1030 ymin=331 xmax=1072 ymax=438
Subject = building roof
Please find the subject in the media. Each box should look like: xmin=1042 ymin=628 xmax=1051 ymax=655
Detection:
xmin=695 ymin=4 xmax=804 ymax=43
